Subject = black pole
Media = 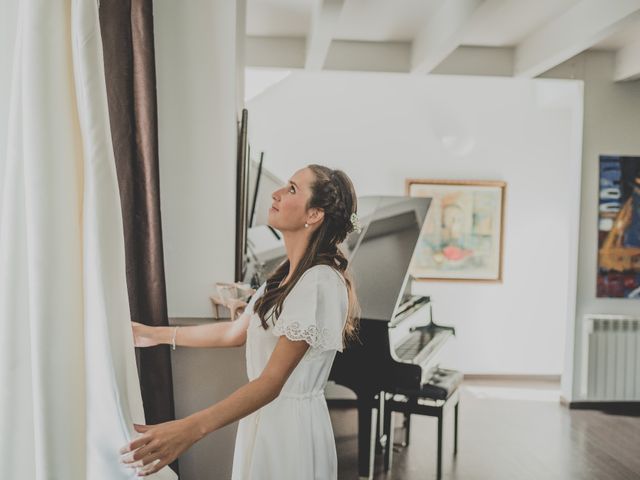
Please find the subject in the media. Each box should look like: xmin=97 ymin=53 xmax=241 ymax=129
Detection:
xmin=249 ymin=151 xmax=264 ymax=229
xmin=235 ymin=109 xmax=249 ymax=282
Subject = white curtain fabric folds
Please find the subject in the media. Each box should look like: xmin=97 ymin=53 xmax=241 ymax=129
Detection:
xmin=0 ymin=1 xmax=177 ymax=479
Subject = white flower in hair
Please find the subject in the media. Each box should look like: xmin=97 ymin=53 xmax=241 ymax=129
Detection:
xmin=350 ymin=212 xmax=363 ymax=233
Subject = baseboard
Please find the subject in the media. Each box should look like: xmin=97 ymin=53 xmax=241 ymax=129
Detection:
xmin=568 ymin=401 xmax=640 ymax=414
xmin=462 ymin=374 xmax=561 ymax=382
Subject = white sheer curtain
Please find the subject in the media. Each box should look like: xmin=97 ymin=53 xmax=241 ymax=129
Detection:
xmin=0 ymin=0 xmax=18 ymax=211
xmin=0 ymin=1 xmax=177 ymax=479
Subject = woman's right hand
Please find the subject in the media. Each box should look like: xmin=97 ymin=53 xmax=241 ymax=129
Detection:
xmin=131 ymin=321 xmax=161 ymax=348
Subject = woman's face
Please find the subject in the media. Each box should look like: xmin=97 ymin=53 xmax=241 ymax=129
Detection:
xmin=268 ymin=167 xmax=322 ymax=232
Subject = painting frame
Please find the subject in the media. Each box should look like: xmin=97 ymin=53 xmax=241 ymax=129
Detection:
xmin=406 ymin=179 xmax=507 ymax=282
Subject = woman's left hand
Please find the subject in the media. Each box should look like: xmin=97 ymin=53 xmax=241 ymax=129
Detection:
xmin=120 ymin=418 xmax=202 ymax=476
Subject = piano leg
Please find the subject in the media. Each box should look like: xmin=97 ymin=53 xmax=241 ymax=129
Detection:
xmin=436 ymin=410 xmax=443 ymax=480
xmin=454 ymin=401 xmax=459 ymax=456
xmin=357 ymin=398 xmax=378 ymax=480
xmin=402 ymin=395 xmax=418 ymax=447
xmin=402 ymin=413 xmax=411 ymax=447
xmin=383 ymin=393 xmax=394 ymax=472
xmin=375 ymin=393 xmax=384 ymax=455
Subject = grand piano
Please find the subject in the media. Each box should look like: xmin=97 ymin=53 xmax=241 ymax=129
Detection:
xmin=329 ymin=195 xmax=457 ymax=479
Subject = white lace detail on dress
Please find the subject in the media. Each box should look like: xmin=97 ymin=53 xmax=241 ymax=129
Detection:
xmin=272 ymin=320 xmax=342 ymax=356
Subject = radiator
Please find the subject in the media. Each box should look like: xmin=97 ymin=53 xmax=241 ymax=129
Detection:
xmin=580 ymin=314 xmax=640 ymax=401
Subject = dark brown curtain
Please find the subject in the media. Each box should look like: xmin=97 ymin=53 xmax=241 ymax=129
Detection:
xmin=98 ymin=0 xmax=178 ymax=474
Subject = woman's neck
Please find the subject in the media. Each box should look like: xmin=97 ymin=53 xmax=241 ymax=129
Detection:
xmin=281 ymin=230 xmax=311 ymax=285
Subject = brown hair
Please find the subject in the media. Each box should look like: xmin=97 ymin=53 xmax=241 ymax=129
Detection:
xmin=254 ymin=164 xmax=360 ymax=344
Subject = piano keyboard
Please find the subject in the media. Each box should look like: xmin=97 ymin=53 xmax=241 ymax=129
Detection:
xmin=395 ymin=330 xmax=438 ymax=361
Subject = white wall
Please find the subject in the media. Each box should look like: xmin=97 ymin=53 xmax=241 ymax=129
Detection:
xmin=246 ymin=70 xmax=584 ymax=375
xmin=153 ymin=1 xmax=247 ymax=478
xmin=154 ymin=0 xmax=243 ymax=317
xmin=542 ymin=51 xmax=640 ymax=401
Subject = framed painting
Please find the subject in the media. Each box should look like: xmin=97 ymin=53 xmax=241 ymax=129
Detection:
xmin=406 ymin=179 xmax=506 ymax=282
xmin=597 ymin=155 xmax=640 ymax=298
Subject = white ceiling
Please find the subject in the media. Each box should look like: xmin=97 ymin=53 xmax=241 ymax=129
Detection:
xmin=246 ymin=0 xmax=640 ymax=80
xmin=247 ymin=0 xmax=315 ymax=37
xmin=460 ymin=0 xmax=580 ymax=47
xmin=332 ymin=0 xmax=444 ymax=42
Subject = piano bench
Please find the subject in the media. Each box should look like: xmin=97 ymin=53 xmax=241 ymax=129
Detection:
xmin=384 ymin=368 xmax=463 ymax=480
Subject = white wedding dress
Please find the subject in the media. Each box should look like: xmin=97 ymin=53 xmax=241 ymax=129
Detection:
xmin=231 ymin=264 xmax=349 ymax=480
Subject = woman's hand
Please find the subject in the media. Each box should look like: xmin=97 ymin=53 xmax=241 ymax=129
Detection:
xmin=120 ymin=419 xmax=202 ymax=476
xmin=131 ymin=321 xmax=162 ymax=348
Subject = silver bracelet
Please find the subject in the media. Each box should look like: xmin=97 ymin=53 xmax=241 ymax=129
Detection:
xmin=171 ymin=326 xmax=179 ymax=351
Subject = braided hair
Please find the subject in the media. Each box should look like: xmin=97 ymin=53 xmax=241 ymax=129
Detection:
xmin=254 ymin=164 xmax=360 ymax=344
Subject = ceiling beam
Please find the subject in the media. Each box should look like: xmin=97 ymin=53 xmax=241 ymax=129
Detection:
xmin=246 ymin=36 xmax=412 ymax=73
xmin=431 ymin=46 xmax=514 ymax=77
xmin=245 ymin=38 xmax=515 ymax=77
xmin=305 ymin=0 xmax=345 ymax=71
xmin=514 ymin=0 xmax=640 ymax=78
xmin=410 ymin=0 xmax=484 ymax=74
xmin=615 ymin=37 xmax=640 ymax=81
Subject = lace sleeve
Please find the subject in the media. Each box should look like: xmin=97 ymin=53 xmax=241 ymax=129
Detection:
xmin=271 ymin=265 xmax=348 ymax=356
xmin=272 ymin=320 xmax=340 ymax=353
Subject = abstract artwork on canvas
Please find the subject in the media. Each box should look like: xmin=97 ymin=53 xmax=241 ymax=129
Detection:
xmin=407 ymin=179 xmax=506 ymax=281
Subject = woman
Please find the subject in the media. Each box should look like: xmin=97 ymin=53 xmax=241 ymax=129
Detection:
xmin=120 ymin=164 xmax=361 ymax=479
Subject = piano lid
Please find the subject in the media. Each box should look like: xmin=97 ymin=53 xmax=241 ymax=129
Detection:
xmin=344 ymin=195 xmax=431 ymax=321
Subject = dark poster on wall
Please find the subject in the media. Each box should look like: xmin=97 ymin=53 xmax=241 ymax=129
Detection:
xmin=597 ymin=155 xmax=640 ymax=298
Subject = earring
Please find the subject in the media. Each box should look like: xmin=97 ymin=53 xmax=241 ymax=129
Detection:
xmin=304 ymin=223 xmax=309 ymax=228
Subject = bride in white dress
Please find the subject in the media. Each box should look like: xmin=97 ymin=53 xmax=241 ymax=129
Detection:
xmin=120 ymin=164 xmax=361 ymax=479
